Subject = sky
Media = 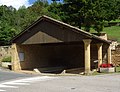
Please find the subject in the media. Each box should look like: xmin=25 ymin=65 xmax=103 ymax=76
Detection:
xmin=0 ymin=0 xmax=63 ymax=10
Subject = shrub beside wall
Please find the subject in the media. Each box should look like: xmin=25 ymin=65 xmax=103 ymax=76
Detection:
xmin=1 ymin=56 xmax=11 ymax=68
xmin=2 ymin=56 xmax=11 ymax=62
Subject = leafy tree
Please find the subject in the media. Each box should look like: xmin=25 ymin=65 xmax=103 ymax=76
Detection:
xmin=61 ymin=0 xmax=120 ymax=32
xmin=0 ymin=23 xmax=17 ymax=45
xmin=0 ymin=5 xmax=17 ymax=45
xmin=47 ymin=1 xmax=62 ymax=20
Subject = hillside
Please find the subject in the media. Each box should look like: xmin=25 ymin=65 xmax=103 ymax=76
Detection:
xmin=103 ymin=26 xmax=120 ymax=42
xmin=89 ymin=25 xmax=120 ymax=42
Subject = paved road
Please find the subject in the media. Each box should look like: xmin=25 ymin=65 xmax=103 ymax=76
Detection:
xmin=0 ymin=73 xmax=120 ymax=92
xmin=0 ymin=69 xmax=34 ymax=82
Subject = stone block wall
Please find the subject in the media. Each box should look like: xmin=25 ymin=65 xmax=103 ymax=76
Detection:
xmin=112 ymin=45 xmax=120 ymax=66
xmin=0 ymin=46 xmax=11 ymax=63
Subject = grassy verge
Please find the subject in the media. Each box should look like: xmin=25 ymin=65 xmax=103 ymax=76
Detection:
xmin=116 ymin=66 xmax=120 ymax=72
xmin=87 ymin=26 xmax=120 ymax=42
xmin=103 ymin=26 xmax=120 ymax=42
xmin=110 ymin=19 xmax=120 ymax=23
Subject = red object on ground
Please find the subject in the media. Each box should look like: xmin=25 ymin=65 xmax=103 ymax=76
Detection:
xmin=100 ymin=64 xmax=113 ymax=68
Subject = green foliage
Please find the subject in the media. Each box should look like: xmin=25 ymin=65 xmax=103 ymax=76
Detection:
xmin=2 ymin=56 xmax=11 ymax=62
xmin=61 ymin=0 xmax=120 ymax=32
xmin=116 ymin=66 xmax=120 ymax=72
xmin=103 ymin=26 xmax=120 ymax=42
xmin=0 ymin=0 xmax=119 ymax=45
xmin=0 ymin=5 xmax=18 ymax=45
xmin=47 ymin=2 xmax=61 ymax=20
xmin=93 ymin=21 xmax=104 ymax=33
xmin=0 ymin=1 xmax=60 ymax=45
xmin=90 ymin=25 xmax=120 ymax=42
xmin=110 ymin=19 xmax=120 ymax=23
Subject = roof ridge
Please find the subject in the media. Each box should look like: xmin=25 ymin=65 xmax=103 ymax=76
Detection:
xmin=42 ymin=15 xmax=92 ymax=36
xmin=11 ymin=15 xmax=110 ymax=44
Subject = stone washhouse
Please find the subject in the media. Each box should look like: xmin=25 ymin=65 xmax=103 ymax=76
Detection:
xmin=11 ymin=15 xmax=112 ymax=75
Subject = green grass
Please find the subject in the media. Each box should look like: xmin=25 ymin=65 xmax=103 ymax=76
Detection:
xmin=88 ymin=26 xmax=120 ymax=42
xmin=2 ymin=56 xmax=11 ymax=62
xmin=116 ymin=66 xmax=120 ymax=72
xmin=110 ymin=19 xmax=120 ymax=23
xmin=103 ymin=26 xmax=120 ymax=42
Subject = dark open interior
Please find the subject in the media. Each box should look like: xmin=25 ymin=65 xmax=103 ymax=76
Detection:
xmin=19 ymin=42 xmax=85 ymax=73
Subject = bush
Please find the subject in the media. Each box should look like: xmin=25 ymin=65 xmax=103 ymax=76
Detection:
xmin=2 ymin=56 xmax=11 ymax=62
xmin=104 ymin=21 xmax=109 ymax=27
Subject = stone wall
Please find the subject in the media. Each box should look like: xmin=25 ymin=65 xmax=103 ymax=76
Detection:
xmin=112 ymin=45 xmax=120 ymax=66
xmin=0 ymin=46 xmax=11 ymax=63
xmin=110 ymin=40 xmax=119 ymax=50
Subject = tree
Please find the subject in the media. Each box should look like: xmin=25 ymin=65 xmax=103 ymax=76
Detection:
xmin=47 ymin=1 xmax=62 ymax=20
xmin=61 ymin=0 xmax=120 ymax=32
xmin=0 ymin=5 xmax=18 ymax=45
xmin=61 ymin=0 xmax=85 ymax=29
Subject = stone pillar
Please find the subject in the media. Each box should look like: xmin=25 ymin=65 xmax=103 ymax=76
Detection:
xmin=107 ymin=45 xmax=112 ymax=64
xmin=97 ymin=43 xmax=103 ymax=68
xmin=11 ymin=43 xmax=21 ymax=71
xmin=83 ymin=39 xmax=92 ymax=75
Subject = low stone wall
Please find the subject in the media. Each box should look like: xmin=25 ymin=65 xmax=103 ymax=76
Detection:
xmin=0 ymin=46 xmax=11 ymax=62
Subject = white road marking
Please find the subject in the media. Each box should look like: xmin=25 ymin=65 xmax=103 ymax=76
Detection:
xmin=20 ymin=76 xmax=54 ymax=82
xmin=0 ymin=89 xmax=5 ymax=92
xmin=0 ymin=76 xmax=56 ymax=92
xmin=0 ymin=84 xmax=17 ymax=88
xmin=2 ymin=82 xmax=30 ymax=85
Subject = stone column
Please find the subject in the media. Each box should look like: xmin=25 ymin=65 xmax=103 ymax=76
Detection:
xmin=97 ymin=43 xmax=103 ymax=68
xmin=11 ymin=43 xmax=21 ymax=71
xmin=107 ymin=45 xmax=112 ymax=64
xmin=83 ymin=39 xmax=92 ymax=75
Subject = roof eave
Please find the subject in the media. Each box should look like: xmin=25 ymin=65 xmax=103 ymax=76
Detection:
xmin=92 ymin=35 xmax=111 ymax=44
